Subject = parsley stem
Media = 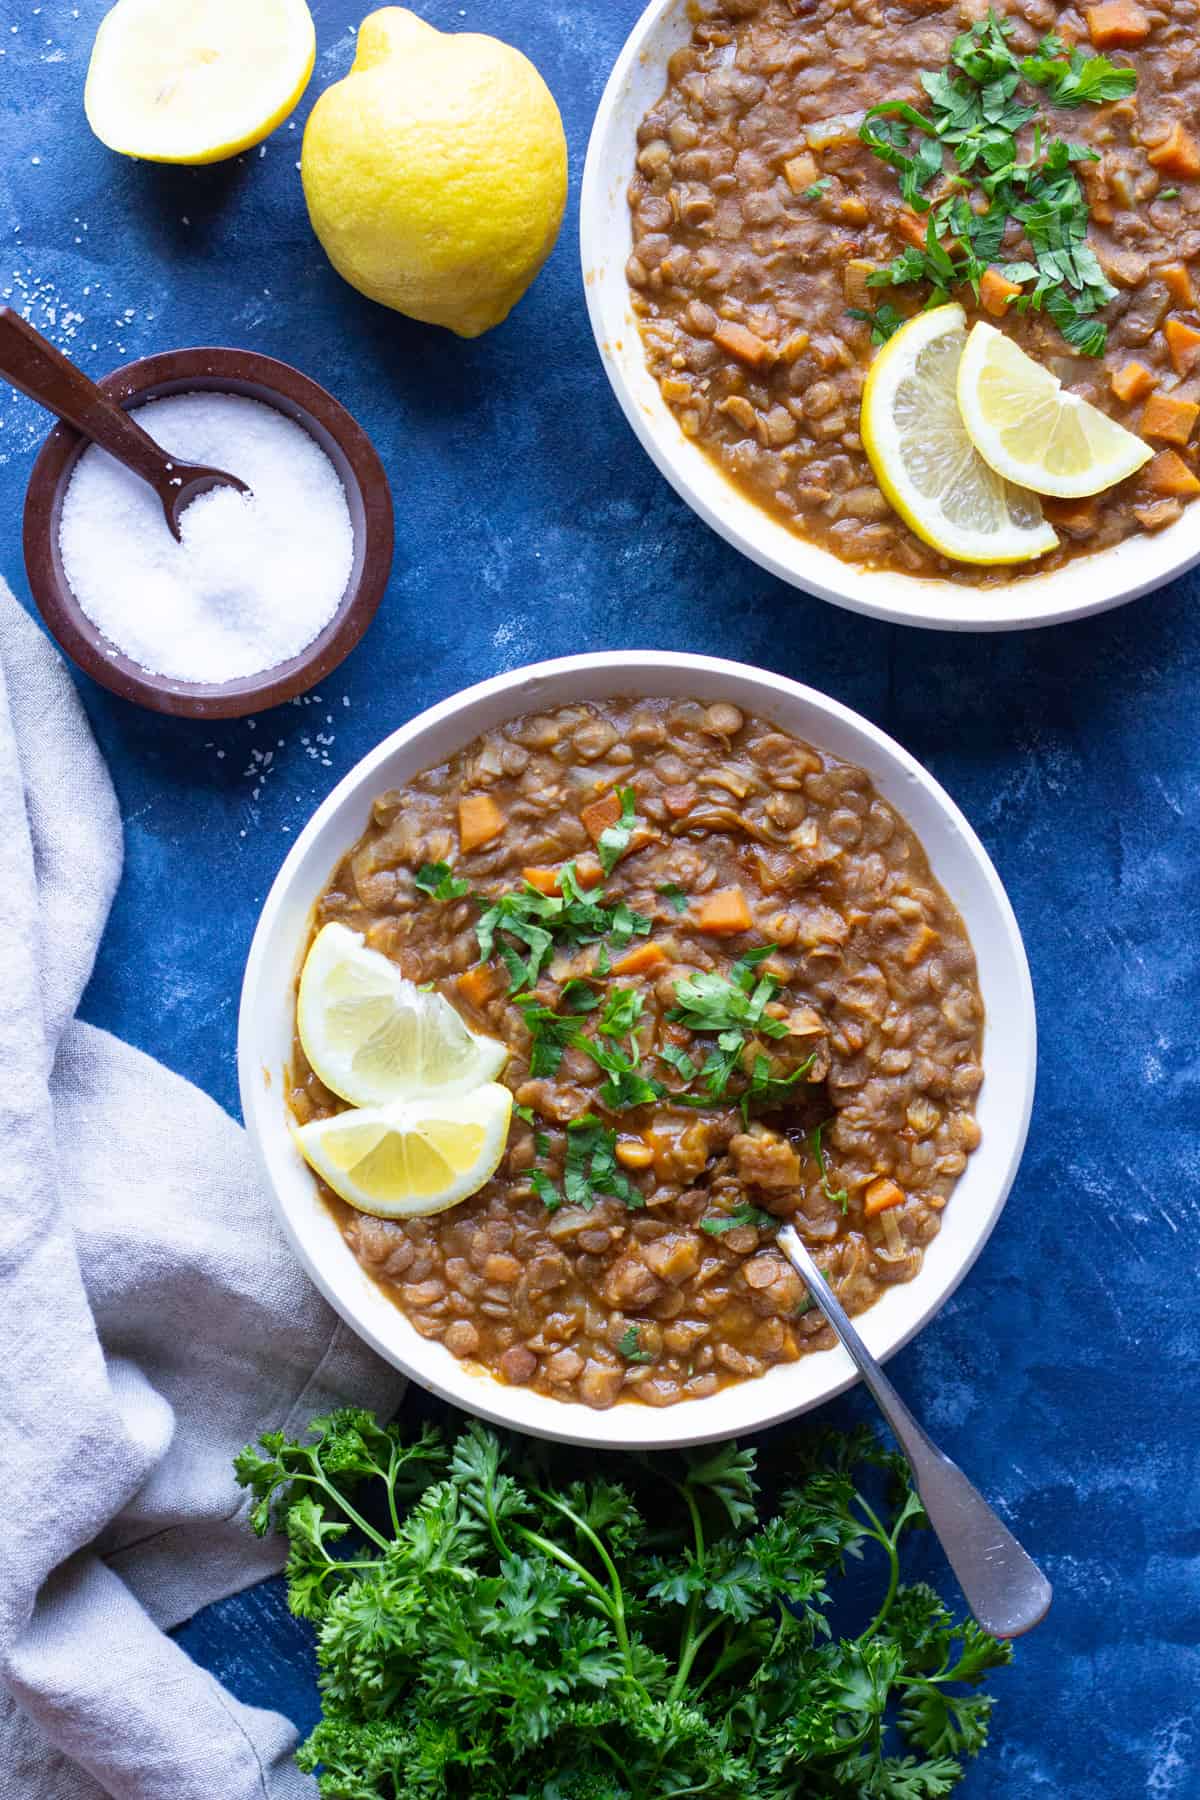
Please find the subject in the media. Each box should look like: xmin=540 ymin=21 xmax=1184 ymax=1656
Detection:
xmin=668 ymin=1480 xmax=707 ymax=1703
xmin=533 ymin=1490 xmax=637 ymax=1679
xmin=854 ymin=1493 xmax=902 ymax=1641
xmin=293 ymin=1467 xmax=391 ymax=1553
xmin=515 ymin=1520 xmax=635 ymax=1678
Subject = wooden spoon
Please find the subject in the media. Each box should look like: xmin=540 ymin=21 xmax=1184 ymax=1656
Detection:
xmin=0 ymin=307 xmax=249 ymax=540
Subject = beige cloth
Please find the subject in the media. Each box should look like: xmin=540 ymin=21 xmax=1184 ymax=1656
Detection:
xmin=0 ymin=583 xmax=402 ymax=1798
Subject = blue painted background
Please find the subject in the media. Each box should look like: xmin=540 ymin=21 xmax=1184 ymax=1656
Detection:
xmin=2 ymin=0 xmax=1197 ymax=1792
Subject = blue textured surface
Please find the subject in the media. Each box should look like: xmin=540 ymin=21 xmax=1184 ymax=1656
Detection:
xmin=2 ymin=0 xmax=1198 ymax=1793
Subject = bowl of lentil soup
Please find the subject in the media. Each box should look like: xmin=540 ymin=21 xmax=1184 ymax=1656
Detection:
xmin=239 ymin=653 xmax=1035 ymax=1448
xmin=581 ymin=0 xmax=1200 ymax=629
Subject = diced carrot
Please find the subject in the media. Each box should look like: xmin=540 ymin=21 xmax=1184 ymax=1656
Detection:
xmin=1044 ymin=496 xmax=1100 ymax=533
xmin=839 ymin=195 xmax=869 ymax=225
xmin=1147 ymin=123 xmax=1200 ymax=181
xmin=615 ymin=1138 xmax=655 ymax=1171
xmin=611 ymin=941 xmax=669 ymax=977
xmin=712 ymin=321 xmax=774 ymax=367
xmin=458 ymin=792 xmax=506 ymax=853
xmin=1110 ymin=361 xmax=1158 ymax=404
xmin=1157 ymin=262 xmax=1196 ymax=309
xmin=901 ymin=924 xmax=939 ymax=965
xmin=522 ymin=858 xmax=603 ymax=896
xmin=1140 ymin=391 xmax=1200 ymax=445
xmin=695 ymin=886 xmax=754 ymax=934
xmin=580 ymin=791 xmax=621 ymax=842
xmin=895 ymin=210 xmax=927 ymax=248
xmin=864 ymin=1177 xmax=906 ymax=1218
xmin=783 ymin=152 xmax=818 ymax=193
xmin=1084 ymin=0 xmax=1151 ymax=46
xmin=1164 ymin=317 xmax=1200 ymax=377
xmin=521 ymin=867 xmax=560 ymax=895
xmin=457 ymin=964 xmax=499 ymax=1009
xmin=979 ymin=267 xmax=1022 ymax=317
xmin=1142 ymin=449 xmax=1200 ymax=496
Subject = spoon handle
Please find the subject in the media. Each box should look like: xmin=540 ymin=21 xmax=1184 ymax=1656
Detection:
xmin=777 ymin=1224 xmax=1051 ymax=1640
xmin=0 ymin=306 xmax=171 ymax=491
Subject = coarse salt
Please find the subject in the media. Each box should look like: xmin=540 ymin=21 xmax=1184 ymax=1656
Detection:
xmin=58 ymin=391 xmax=355 ymax=683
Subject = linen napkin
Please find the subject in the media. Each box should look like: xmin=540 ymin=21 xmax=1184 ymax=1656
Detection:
xmin=0 ymin=579 xmax=401 ymax=1799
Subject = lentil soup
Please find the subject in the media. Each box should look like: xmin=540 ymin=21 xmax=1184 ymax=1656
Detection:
xmin=627 ymin=0 xmax=1200 ymax=583
xmin=288 ymin=698 xmax=984 ymax=1410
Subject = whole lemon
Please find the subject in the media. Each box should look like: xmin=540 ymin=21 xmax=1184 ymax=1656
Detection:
xmin=301 ymin=7 xmax=567 ymax=338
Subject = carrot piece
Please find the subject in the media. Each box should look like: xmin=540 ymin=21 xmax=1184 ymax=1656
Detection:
xmin=1044 ymin=496 xmax=1100 ymax=533
xmin=1147 ymin=123 xmax=1200 ymax=180
xmin=979 ymin=267 xmax=1022 ymax=317
xmin=695 ymin=886 xmax=754 ymax=934
xmin=611 ymin=941 xmax=669 ymax=977
xmin=457 ymin=964 xmax=499 ymax=1009
xmin=1157 ymin=262 xmax=1196 ymax=309
xmin=457 ymin=792 xmax=506 ymax=852
xmin=580 ymin=791 xmax=621 ymax=843
xmin=1084 ymin=0 xmax=1151 ymax=46
xmin=712 ymin=321 xmax=774 ymax=368
xmin=1109 ymin=361 xmax=1158 ymax=404
xmin=1164 ymin=317 xmax=1200 ymax=377
xmin=864 ymin=1177 xmax=906 ymax=1218
xmin=783 ymin=152 xmax=818 ymax=193
xmin=1140 ymin=391 xmax=1200 ymax=445
xmin=894 ymin=210 xmax=927 ymax=248
xmin=522 ymin=856 xmax=604 ymax=895
xmin=1142 ymin=449 xmax=1200 ymax=496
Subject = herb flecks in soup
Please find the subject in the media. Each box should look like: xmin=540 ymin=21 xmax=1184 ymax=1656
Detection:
xmin=289 ymin=700 xmax=985 ymax=1409
xmin=627 ymin=0 xmax=1200 ymax=581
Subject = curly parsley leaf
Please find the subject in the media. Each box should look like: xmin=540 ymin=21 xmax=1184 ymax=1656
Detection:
xmin=597 ymin=787 xmax=638 ymax=876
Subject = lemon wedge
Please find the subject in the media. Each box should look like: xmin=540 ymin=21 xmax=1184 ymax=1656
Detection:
xmin=957 ymin=321 xmax=1153 ymax=498
xmin=84 ymin=0 xmax=316 ymax=165
xmin=297 ymin=923 xmax=507 ymax=1108
xmin=294 ymin=1083 xmax=513 ymax=1218
xmin=861 ymin=305 xmax=1059 ymax=566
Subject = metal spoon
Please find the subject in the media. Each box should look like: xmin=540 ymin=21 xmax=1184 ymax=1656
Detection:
xmin=0 ymin=307 xmax=249 ymax=540
xmin=777 ymin=1223 xmax=1052 ymax=1640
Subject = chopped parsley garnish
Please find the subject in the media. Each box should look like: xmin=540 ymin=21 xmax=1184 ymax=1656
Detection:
xmin=413 ymin=861 xmax=470 ymax=900
xmin=564 ymin=1115 xmax=643 ymax=1211
xmin=658 ymin=881 xmax=689 ymax=914
xmin=473 ymin=871 xmax=650 ymax=994
xmin=559 ymin=977 xmax=601 ymax=1014
xmin=617 ymin=1323 xmax=655 ymax=1362
xmin=811 ymin=1120 xmax=849 ymax=1214
xmin=513 ymin=998 xmax=581 ymax=1078
xmin=1159 ymin=186 xmax=1180 ymax=200
xmin=741 ymin=1050 xmax=818 ymax=1122
xmin=802 ymin=176 xmax=832 ymax=200
xmin=701 ymin=1204 xmax=777 ymax=1235
xmin=529 ymin=1169 xmax=561 ymax=1212
xmin=599 ymin=986 xmax=644 ymax=1048
xmin=597 ymin=787 xmax=638 ymax=876
xmin=658 ymin=1043 xmax=698 ymax=1083
xmin=668 ymin=946 xmax=789 ymax=1041
xmin=859 ymin=9 xmax=1135 ymax=354
xmin=847 ymin=301 xmax=907 ymax=345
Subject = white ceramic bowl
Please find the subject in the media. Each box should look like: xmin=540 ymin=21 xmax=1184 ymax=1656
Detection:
xmin=238 ymin=652 xmax=1036 ymax=1448
xmin=580 ymin=0 xmax=1200 ymax=632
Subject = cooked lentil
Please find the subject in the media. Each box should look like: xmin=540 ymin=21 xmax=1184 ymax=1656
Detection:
xmin=627 ymin=0 xmax=1200 ymax=582
xmin=289 ymin=698 xmax=984 ymax=1409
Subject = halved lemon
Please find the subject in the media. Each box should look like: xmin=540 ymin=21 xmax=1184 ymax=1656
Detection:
xmin=297 ymin=923 xmax=507 ymax=1108
xmin=957 ymin=321 xmax=1153 ymax=498
xmin=84 ymin=0 xmax=316 ymax=165
xmin=294 ymin=1083 xmax=513 ymax=1218
xmin=860 ymin=304 xmax=1059 ymax=565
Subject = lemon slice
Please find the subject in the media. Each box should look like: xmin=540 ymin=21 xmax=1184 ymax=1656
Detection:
xmin=861 ymin=304 xmax=1058 ymax=566
xmin=297 ymin=923 xmax=507 ymax=1108
xmin=84 ymin=0 xmax=316 ymax=165
xmin=294 ymin=1083 xmax=513 ymax=1218
xmin=957 ymin=321 xmax=1153 ymax=498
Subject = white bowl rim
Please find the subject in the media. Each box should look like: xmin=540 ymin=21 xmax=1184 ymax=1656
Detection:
xmin=579 ymin=0 xmax=1200 ymax=633
xmin=238 ymin=650 xmax=1037 ymax=1449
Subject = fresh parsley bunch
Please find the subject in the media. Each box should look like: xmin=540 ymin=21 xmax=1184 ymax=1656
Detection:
xmin=236 ymin=1410 xmax=1011 ymax=1799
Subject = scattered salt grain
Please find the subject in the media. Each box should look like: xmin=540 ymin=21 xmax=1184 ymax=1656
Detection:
xmin=58 ymin=391 xmax=354 ymax=683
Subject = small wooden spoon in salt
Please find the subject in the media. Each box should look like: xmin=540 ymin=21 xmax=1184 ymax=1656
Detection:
xmin=0 ymin=307 xmax=249 ymax=541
